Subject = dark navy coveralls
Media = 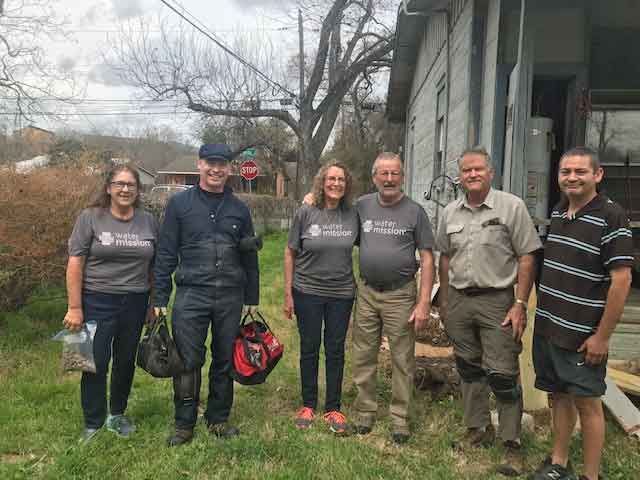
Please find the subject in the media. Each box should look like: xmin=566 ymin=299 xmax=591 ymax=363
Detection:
xmin=154 ymin=185 xmax=259 ymax=428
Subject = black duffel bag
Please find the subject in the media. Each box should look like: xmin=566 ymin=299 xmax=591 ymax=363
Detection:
xmin=137 ymin=312 xmax=185 ymax=378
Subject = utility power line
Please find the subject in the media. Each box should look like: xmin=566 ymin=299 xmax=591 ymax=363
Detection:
xmin=158 ymin=0 xmax=297 ymax=100
xmin=0 ymin=111 xmax=198 ymax=116
xmin=0 ymin=97 xmax=296 ymax=104
xmin=153 ymin=0 xmax=300 ymax=159
xmin=65 ymin=26 xmax=297 ymax=34
xmin=0 ymin=103 xmax=300 ymax=116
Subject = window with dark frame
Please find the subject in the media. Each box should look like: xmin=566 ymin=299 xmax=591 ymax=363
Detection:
xmin=434 ymin=81 xmax=447 ymax=180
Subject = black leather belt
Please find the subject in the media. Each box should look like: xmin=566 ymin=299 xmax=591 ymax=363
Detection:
xmin=361 ymin=276 xmax=413 ymax=292
xmin=455 ymin=287 xmax=510 ymax=296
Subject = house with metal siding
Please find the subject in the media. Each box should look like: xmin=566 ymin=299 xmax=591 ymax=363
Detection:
xmin=387 ymin=0 xmax=640 ymax=351
xmin=387 ymin=0 xmax=640 ymax=236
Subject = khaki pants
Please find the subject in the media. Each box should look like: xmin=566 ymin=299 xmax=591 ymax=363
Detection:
xmin=352 ymin=279 xmax=416 ymax=432
xmin=445 ymin=287 xmax=523 ymax=441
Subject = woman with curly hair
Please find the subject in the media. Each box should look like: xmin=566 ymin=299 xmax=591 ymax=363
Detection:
xmin=64 ymin=165 xmax=158 ymax=443
xmin=284 ymin=161 xmax=359 ymax=435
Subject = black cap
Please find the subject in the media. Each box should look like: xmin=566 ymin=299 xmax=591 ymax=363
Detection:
xmin=198 ymin=143 xmax=232 ymax=162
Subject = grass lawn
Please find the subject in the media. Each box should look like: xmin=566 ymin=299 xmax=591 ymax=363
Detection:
xmin=1 ymin=232 xmax=638 ymax=479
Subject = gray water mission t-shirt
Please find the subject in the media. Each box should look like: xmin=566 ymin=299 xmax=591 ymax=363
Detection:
xmin=288 ymin=204 xmax=359 ymax=298
xmin=68 ymin=207 xmax=158 ymax=293
xmin=357 ymin=193 xmax=434 ymax=285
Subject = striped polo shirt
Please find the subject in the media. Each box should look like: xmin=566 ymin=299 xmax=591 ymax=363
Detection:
xmin=535 ymin=194 xmax=634 ymax=350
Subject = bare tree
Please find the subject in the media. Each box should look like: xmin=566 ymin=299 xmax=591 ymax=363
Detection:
xmin=587 ymin=110 xmax=622 ymax=163
xmin=198 ymin=116 xmax=297 ymax=170
xmin=595 ymin=111 xmax=616 ymax=157
xmin=0 ymin=0 xmax=78 ymax=120
xmin=327 ymin=102 xmax=402 ymax=196
xmin=109 ymin=0 xmax=394 ymax=192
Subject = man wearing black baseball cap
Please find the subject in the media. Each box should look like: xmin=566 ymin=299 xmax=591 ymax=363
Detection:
xmin=154 ymin=143 xmax=260 ymax=446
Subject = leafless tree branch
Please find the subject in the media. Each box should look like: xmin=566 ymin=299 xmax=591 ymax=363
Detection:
xmin=108 ymin=0 xmax=394 ymax=189
xmin=0 ymin=0 xmax=79 ymax=121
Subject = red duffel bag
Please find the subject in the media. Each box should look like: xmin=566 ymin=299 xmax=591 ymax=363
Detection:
xmin=231 ymin=310 xmax=284 ymax=385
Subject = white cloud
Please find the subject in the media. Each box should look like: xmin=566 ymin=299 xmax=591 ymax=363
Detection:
xmin=111 ymin=0 xmax=146 ymax=19
xmin=58 ymin=56 xmax=78 ymax=72
xmin=230 ymin=0 xmax=294 ymax=11
xmin=87 ymin=63 xmax=130 ymax=87
xmin=81 ymin=2 xmax=108 ymax=24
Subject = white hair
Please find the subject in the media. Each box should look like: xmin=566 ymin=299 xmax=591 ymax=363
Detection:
xmin=371 ymin=152 xmax=403 ymax=176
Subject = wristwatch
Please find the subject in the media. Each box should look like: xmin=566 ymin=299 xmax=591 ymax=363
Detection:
xmin=514 ymin=298 xmax=527 ymax=308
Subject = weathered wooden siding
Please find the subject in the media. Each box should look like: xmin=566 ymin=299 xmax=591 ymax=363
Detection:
xmin=610 ymin=323 xmax=640 ymax=361
xmin=479 ymin=0 xmax=501 ymax=155
xmin=405 ymin=0 xmax=474 ymax=222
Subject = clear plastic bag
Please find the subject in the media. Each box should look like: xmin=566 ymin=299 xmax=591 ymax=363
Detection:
xmin=52 ymin=322 xmax=97 ymax=373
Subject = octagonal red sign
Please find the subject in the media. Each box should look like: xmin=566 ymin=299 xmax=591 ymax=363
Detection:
xmin=240 ymin=160 xmax=259 ymax=181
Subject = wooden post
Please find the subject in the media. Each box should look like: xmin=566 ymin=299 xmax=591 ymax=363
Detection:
xmin=519 ymin=288 xmax=548 ymax=410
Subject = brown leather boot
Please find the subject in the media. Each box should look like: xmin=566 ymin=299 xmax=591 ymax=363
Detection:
xmin=208 ymin=422 xmax=240 ymax=439
xmin=451 ymin=423 xmax=496 ymax=450
xmin=496 ymin=440 xmax=525 ymax=477
xmin=166 ymin=427 xmax=194 ymax=447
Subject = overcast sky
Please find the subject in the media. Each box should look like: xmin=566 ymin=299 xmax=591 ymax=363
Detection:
xmin=13 ymin=0 xmax=306 ymax=143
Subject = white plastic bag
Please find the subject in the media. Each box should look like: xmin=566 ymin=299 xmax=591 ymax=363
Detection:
xmin=52 ymin=322 xmax=97 ymax=373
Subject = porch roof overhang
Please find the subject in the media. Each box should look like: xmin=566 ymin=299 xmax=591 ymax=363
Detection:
xmin=386 ymin=0 xmax=450 ymax=123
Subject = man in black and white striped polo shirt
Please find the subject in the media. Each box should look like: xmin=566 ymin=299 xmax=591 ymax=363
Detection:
xmin=531 ymin=147 xmax=633 ymax=480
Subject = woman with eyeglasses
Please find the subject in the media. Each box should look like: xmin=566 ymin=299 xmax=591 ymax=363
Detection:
xmin=284 ymin=161 xmax=359 ymax=435
xmin=64 ymin=165 xmax=158 ymax=443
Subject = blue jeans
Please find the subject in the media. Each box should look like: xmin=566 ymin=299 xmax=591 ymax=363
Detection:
xmin=293 ymin=289 xmax=354 ymax=412
xmin=80 ymin=291 xmax=148 ymax=429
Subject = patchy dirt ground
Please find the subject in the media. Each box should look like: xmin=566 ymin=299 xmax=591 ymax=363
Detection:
xmin=0 ymin=453 xmax=33 ymax=465
xmin=415 ymin=355 xmax=459 ymax=398
xmin=0 ymin=452 xmax=48 ymax=465
xmin=380 ymin=313 xmax=459 ymax=399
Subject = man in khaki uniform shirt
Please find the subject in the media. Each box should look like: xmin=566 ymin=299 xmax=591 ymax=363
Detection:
xmin=437 ymin=146 xmax=541 ymax=477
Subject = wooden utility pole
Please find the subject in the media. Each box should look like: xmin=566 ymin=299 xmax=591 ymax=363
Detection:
xmin=295 ymin=8 xmax=305 ymax=200
xmin=520 ymin=288 xmax=549 ymax=410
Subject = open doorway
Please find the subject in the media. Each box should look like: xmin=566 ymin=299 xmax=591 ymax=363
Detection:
xmin=530 ymin=76 xmax=570 ymax=215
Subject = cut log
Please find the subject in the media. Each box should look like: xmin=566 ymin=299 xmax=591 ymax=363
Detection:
xmin=602 ymin=376 xmax=640 ymax=439
xmin=609 ymin=358 xmax=640 ymax=375
xmin=607 ymin=367 xmax=640 ymax=396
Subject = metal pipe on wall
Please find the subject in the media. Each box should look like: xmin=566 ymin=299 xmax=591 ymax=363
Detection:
xmin=439 ymin=7 xmax=452 ymax=222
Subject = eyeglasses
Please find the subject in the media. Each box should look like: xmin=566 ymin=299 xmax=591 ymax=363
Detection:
xmin=326 ymin=176 xmax=346 ymax=184
xmin=110 ymin=181 xmax=138 ymax=191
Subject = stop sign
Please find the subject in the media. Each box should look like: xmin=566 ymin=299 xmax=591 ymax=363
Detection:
xmin=240 ymin=160 xmax=259 ymax=181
